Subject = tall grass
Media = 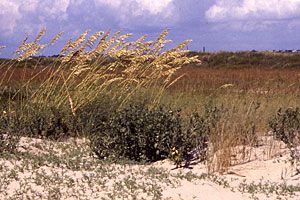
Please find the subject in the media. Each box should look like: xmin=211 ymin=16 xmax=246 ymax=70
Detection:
xmin=11 ymin=29 xmax=198 ymax=114
xmin=1 ymin=29 xmax=199 ymax=114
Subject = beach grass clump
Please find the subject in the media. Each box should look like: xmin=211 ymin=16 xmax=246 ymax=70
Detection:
xmin=16 ymin=28 xmax=199 ymax=116
xmin=206 ymin=100 xmax=260 ymax=172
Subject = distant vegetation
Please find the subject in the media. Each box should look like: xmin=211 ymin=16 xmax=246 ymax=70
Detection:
xmin=188 ymin=51 xmax=300 ymax=68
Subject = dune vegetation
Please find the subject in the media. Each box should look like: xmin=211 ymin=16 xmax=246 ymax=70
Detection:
xmin=0 ymin=29 xmax=300 ymax=199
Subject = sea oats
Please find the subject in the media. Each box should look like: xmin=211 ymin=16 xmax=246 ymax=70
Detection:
xmin=108 ymin=33 xmax=132 ymax=55
xmin=49 ymin=32 xmax=64 ymax=46
xmin=98 ymin=31 xmax=121 ymax=54
xmin=16 ymin=28 xmax=197 ymax=114
xmin=60 ymin=38 xmax=73 ymax=56
xmin=17 ymin=43 xmax=47 ymax=61
xmin=15 ymin=36 xmax=29 ymax=56
xmin=15 ymin=28 xmax=52 ymax=61
xmin=168 ymin=40 xmax=191 ymax=52
xmin=92 ymin=30 xmax=111 ymax=55
xmin=34 ymin=27 xmax=47 ymax=44
xmin=85 ymin=31 xmax=104 ymax=49
xmin=70 ymin=30 xmax=89 ymax=50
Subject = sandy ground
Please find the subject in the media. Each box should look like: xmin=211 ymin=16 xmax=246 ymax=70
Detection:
xmin=0 ymin=136 xmax=299 ymax=200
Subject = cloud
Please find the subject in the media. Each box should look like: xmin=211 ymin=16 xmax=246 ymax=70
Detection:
xmin=20 ymin=0 xmax=39 ymax=12
xmin=0 ymin=0 xmax=72 ymax=37
xmin=0 ymin=0 xmax=21 ymax=36
xmin=206 ymin=0 xmax=300 ymax=22
xmin=39 ymin=0 xmax=70 ymax=19
xmin=94 ymin=0 xmax=122 ymax=9
xmin=93 ymin=0 xmax=176 ymax=27
xmin=0 ymin=0 xmax=177 ymax=38
xmin=94 ymin=0 xmax=173 ymax=16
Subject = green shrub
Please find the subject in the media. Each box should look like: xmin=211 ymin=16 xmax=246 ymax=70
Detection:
xmin=0 ymin=97 xmax=111 ymax=143
xmin=76 ymin=96 xmax=117 ymax=137
xmin=185 ymin=105 xmax=221 ymax=161
xmin=269 ymin=107 xmax=300 ymax=164
xmin=269 ymin=107 xmax=300 ymax=146
xmin=90 ymin=104 xmax=193 ymax=162
xmin=89 ymin=103 xmax=222 ymax=164
xmin=25 ymin=105 xmax=78 ymax=140
xmin=0 ymin=109 xmax=22 ymax=154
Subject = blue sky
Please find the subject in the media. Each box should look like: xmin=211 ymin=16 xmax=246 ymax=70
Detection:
xmin=1 ymin=0 xmax=300 ymax=58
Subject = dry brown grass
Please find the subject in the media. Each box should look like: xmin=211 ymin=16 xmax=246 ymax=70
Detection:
xmin=0 ymin=67 xmax=55 ymax=86
xmin=171 ymin=66 xmax=300 ymax=95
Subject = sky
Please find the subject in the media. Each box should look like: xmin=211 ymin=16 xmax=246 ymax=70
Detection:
xmin=0 ymin=0 xmax=300 ymax=58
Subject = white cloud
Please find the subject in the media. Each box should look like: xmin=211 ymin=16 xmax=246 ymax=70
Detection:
xmin=94 ymin=0 xmax=175 ymax=22
xmin=0 ymin=0 xmax=72 ymax=36
xmin=0 ymin=0 xmax=21 ymax=35
xmin=21 ymin=0 xmax=39 ymax=12
xmin=206 ymin=0 xmax=300 ymax=22
xmin=0 ymin=0 xmax=176 ymax=37
xmin=45 ymin=0 xmax=70 ymax=16
xmin=94 ymin=0 xmax=122 ymax=8
xmin=94 ymin=0 xmax=173 ymax=15
xmin=33 ymin=0 xmax=70 ymax=20
xmin=135 ymin=0 xmax=173 ymax=15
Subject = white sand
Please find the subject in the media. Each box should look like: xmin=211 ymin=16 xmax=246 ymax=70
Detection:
xmin=0 ymin=136 xmax=299 ymax=200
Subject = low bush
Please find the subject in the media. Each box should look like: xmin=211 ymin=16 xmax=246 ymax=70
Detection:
xmin=269 ymin=107 xmax=300 ymax=146
xmin=89 ymin=103 xmax=222 ymax=163
xmin=25 ymin=104 xmax=78 ymax=140
xmin=269 ymin=107 xmax=300 ymax=165
xmin=90 ymin=104 xmax=187 ymax=162
xmin=91 ymin=104 xmax=211 ymax=162
xmin=0 ymin=108 xmax=22 ymax=154
xmin=185 ymin=104 xmax=222 ymax=161
xmin=76 ymin=96 xmax=118 ymax=136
